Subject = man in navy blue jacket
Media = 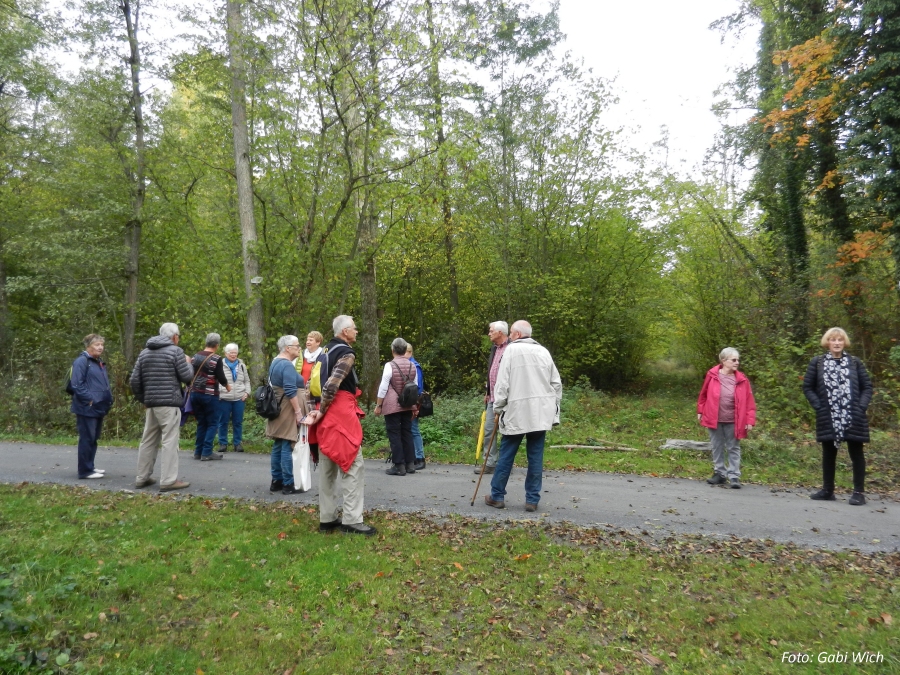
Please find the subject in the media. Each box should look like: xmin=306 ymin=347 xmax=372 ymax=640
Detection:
xmin=70 ymin=334 xmax=114 ymax=479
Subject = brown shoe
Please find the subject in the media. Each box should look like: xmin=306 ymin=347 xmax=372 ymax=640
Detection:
xmin=135 ymin=478 xmax=157 ymax=489
xmin=524 ymin=503 xmax=538 ymax=512
xmin=159 ymin=480 xmax=190 ymax=492
xmin=484 ymin=496 xmax=505 ymax=509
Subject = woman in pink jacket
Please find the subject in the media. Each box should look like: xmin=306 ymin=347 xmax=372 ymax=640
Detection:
xmin=696 ymin=347 xmax=757 ymax=489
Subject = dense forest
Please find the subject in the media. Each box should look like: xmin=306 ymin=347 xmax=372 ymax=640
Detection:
xmin=1 ymin=0 xmax=899 ymax=430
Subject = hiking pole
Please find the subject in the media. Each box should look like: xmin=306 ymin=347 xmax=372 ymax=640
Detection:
xmin=471 ymin=414 xmax=500 ymax=506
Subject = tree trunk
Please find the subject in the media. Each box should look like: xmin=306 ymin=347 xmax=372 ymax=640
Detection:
xmin=0 ymin=237 xmax=9 ymax=357
xmin=425 ymin=0 xmax=459 ymax=343
xmin=121 ymin=0 xmax=144 ymax=369
xmin=226 ymin=0 xmax=266 ymax=385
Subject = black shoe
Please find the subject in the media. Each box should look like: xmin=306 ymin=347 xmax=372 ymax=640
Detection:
xmin=319 ymin=519 xmax=342 ymax=532
xmin=218 ymin=444 xmax=228 ymax=453
xmin=706 ymin=473 xmax=727 ymax=485
xmin=810 ymin=488 xmax=836 ymax=501
xmin=386 ymin=463 xmax=406 ymax=476
xmin=730 ymin=478 xmax=742 ymax=489
xmin=234 ymin=444 xmax=245 ymax=453
xmin=475 ymin=466 xmax=495 ymax=474
xmin=405 ymin=462 xmax=417 ymax=474
xmin=201 ymin=452 xmax=224 ymax=461
xmin=341 ymin=522 xmax=377 ymax=536
xmin=849 ymin=492 xmax=866 ymax=506
xmin=269 ymin=480 xmax=284 ymax=492
xmin=282 ymin=485 xmax=306 ymax=495
xmin=413 ymin=460 xmax=426 ymax=471
xmin=193 ymin=454 xmax=201 ymax=460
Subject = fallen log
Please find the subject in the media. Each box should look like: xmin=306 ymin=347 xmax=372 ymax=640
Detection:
xmin=659 ymin=439 xmax=711 ymax=452
xmin=549 ymin=444 xmax=639 ymax=452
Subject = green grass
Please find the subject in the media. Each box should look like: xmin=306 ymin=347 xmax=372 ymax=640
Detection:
xmin=1 ymin=484 xmax=898 ymax=674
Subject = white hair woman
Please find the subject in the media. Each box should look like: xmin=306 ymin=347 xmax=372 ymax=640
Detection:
xmin=266 ymin=335 xmax=308 ymax=495
xmin=217 ymin=343 xmax=251 ymax=452
xmin=697 ymin=347 xmax=757 ymax=489
xmin=802 ymin=328 xmax=873 ymax=505
xmin=70 ymin=334 xmax=113 ymax=479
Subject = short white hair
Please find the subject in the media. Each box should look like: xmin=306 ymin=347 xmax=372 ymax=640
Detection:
xmin=490 ymin=321 xmax=509 ymax=336
xmin=205 ymin=333 xmax=221 ymax=347
xmin=159 ymin=323 xmax=179 ymax=339
xmin=224 ymin=343 xmax=239 ymax=354
xmin=333 ymin=315 xmax=354 ymax=335
xmin=277 ymin=335 xmax=299 ymax=351
xmin=511 ymin=320 xmax=532 ymax=338
xmin=719 ymin=347 xmax=739 ymax=363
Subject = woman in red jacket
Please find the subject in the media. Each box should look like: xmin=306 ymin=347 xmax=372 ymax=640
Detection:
xmin=697 ymin=347 xmax=757 ymax=489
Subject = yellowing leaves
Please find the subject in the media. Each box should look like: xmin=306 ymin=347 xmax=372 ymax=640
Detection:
xmin=514 ymin=553 xmax=532 ymax=561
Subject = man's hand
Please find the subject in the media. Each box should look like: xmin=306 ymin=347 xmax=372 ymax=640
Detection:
xmin=303 ymin=410 xmax=323 ymax=425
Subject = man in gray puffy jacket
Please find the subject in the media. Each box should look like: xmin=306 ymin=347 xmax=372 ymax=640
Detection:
xmin=130 ymin=322 xmax=195 ymax=492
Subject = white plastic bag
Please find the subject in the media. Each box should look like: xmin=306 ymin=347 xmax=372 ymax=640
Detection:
xmin=292 ymin=424 xmax=313 ymax=492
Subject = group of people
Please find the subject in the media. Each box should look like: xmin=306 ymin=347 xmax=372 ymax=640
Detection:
xmin=67 ymin=319 xmax=874 ymax=533
xmin=696 ymin=327 xmax=872 ymax=505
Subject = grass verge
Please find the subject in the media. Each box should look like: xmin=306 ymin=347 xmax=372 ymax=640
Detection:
xmin=1 ymin=484 xmax=898 ymax=674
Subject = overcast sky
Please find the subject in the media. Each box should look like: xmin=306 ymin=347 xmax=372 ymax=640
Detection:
xmin=557 ymin=0 xmax=759 ymax=175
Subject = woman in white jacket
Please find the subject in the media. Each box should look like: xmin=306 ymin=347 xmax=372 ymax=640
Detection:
xmin=217 ymin=343 xmax=252 ymax=452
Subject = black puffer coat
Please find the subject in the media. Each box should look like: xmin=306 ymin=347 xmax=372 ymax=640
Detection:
xmin=802 ymin=353 xmax=872 ymax=443
xmin=130 ymin=336 xmax=195 ymax=408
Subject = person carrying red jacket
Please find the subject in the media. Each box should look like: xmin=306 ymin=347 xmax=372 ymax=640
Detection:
xmin=697 ymin=347 xmax=757 ymax=489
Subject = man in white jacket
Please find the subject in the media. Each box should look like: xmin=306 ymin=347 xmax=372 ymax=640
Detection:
xmin=485 ymin=320 xmax=562 ymax=512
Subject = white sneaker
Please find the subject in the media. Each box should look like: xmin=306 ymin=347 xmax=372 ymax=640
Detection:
xmin=94 ymin=469 xmax=106 ymax=474
xmin=83 ymin=472 xmax=104 ymax=479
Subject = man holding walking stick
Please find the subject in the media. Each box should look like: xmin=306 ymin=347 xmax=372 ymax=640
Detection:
xmin=474 ymin=320 xmax=511 ymax=475
xmin=484 ymin=320 xmax=561 ymax=513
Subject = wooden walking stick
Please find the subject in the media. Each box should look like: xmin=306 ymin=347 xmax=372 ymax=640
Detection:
xmin=471 ymin=414 xmax=500 ymax=506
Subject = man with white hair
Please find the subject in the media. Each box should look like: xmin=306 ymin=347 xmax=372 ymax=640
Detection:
xmin=130 ymin=322 xmax=195 ymax=492
xmin=303 ymin=315 xmax=376 ymax=535
xmin=475 ymin=320 xmax=510 ymax=474
xmin=485 ymin=320 xmax=562 ymax=513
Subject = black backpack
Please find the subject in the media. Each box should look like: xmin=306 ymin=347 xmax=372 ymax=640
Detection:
xmin=254 ymin=378 xmax=284 ymax=420
xmin=391 ymin=362 xmax=420 ymax=408
xmin=64 ymin=365 xmax=75 ymax=396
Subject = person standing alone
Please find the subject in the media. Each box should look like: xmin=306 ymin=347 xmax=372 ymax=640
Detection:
xmin=70 ymin=334 xmax=113 ymax=479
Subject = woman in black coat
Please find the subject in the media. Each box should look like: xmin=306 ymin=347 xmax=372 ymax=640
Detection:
xmin=802 ymin=327 xmax=873 ymax=505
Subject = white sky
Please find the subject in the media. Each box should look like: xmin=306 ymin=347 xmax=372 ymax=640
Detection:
xmin=557 ymin=0 xmax=759 ymax=175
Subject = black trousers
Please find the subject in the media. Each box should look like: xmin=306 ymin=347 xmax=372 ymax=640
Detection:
xmin=385 ymin=411 xmax=415 ymax=465
xmin=821 ymin=440 xmax=866 ymax=492
xmin=76 ymin=414 xmax=104 ymax=478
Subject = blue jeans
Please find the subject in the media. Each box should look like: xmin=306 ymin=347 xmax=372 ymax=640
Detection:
xmin=191 ymin=392 xmax=219 ymax=457
xmin=76 ymin=414 xmax=103 ymax=477
xmin=271 ymin=438 xmax=294 ymax=487
xmin=217 ymin=399 xmax=245 ymax=446
xmin=490 ymin=430 xmax=546 ymax=506
xmin=411 ymin=417 xmax=424 ymax=460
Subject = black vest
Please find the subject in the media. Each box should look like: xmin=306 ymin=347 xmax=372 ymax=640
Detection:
xmin=322 ymin=338 xmax=358 ymax=395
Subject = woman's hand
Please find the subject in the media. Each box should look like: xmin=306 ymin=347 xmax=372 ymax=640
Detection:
xmin=303 ymin=410 xmax=322 ymax=426
xmin=745 ymin=424 xmax=754 ymax=432
xmin=374 ymin=404 xmax=383 ymax=417
xmin=697 ymin=413 xmax=702 ymax=424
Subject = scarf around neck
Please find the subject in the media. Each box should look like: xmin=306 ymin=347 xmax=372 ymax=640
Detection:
xmin=823 ymin=353 xmax=852 ymax=443
xmin=303 ymin=347 xmax=323 ymax=364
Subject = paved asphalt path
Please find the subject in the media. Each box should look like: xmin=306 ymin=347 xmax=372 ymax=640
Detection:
xmin=2 ymin=441 xmax=897 ymax=553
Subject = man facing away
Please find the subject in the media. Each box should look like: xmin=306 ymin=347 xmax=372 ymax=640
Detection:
xmin=303 ymin=315 xmax=377 ymax=535
xmin=476 ymin=320 xmax=511 ymax=475
xmin=130 ymin=322 xmax=195 ymax=492
xmin=485 ymin=320 xmax=562 ymax=513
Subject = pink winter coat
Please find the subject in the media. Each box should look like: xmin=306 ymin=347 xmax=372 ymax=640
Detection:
xmin=696 ymin=365 xmax=757 ymax=439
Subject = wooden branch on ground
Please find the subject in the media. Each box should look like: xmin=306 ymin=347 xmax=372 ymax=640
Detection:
xmin=659 ymin=439 xmax=712 ymax=452
xmin=549 ymin=444 xmax=639 ymax=452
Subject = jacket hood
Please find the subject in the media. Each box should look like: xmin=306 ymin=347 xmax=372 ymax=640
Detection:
xmin=705 ymin=364 xmax=748 ymax=383
xmin=145 ymin=335 xmax=175 ymax=349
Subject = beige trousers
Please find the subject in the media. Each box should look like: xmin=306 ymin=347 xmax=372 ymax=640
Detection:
xmin=136 ymin=407 xmax=181 ymax=486
xmin=318 ymin=450 xmax=365 ymax=525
